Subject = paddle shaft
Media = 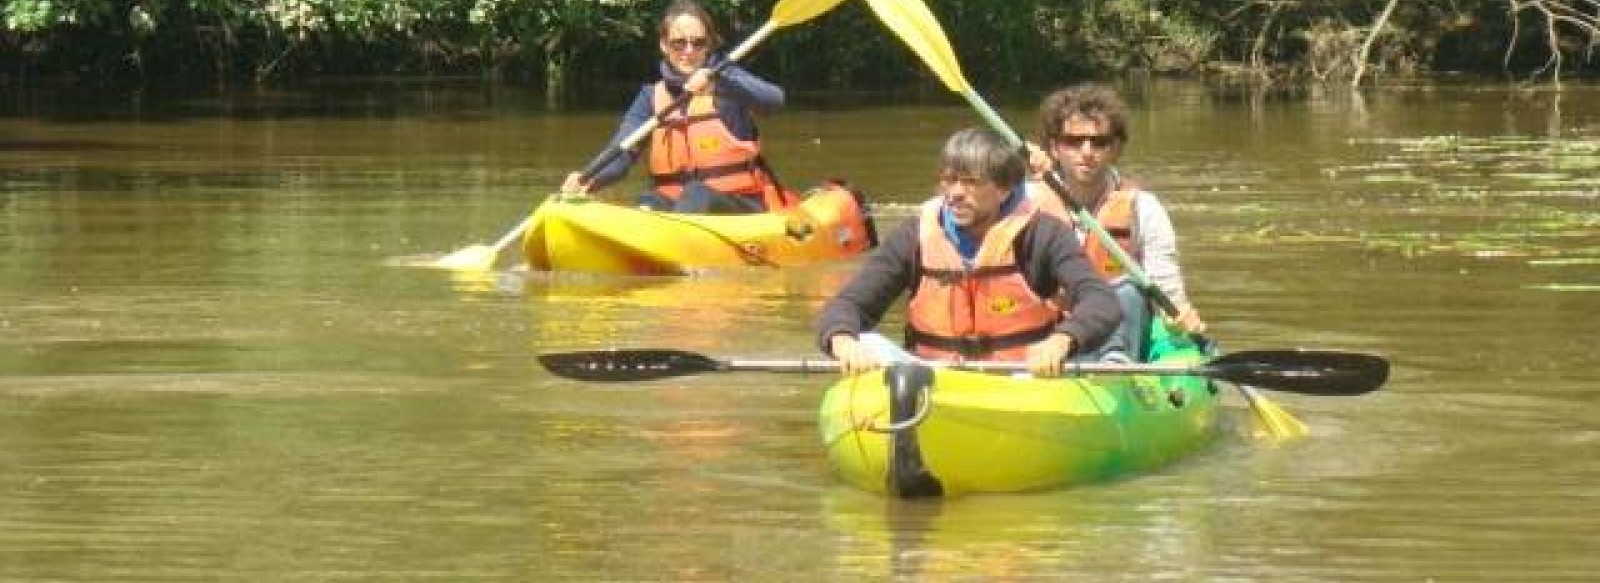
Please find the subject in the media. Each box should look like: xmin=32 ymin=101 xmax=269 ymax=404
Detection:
xmin=539 ymin=347 xmax=1386 ymax=393
xmin=712 ymin=358 xmax=1237 ymax=377
xmin=710 ymin=357 xmax=1378 ymax=395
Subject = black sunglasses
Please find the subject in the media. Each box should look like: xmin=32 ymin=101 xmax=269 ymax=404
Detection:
xmin=667 ymin=37 xmax=710 ymax=51
xmin=1053 ymin=134 xmax=1117 ymax=150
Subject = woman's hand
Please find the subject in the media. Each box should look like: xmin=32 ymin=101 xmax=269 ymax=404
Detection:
xmin=684 ymin=68 xmax=714 ymax=95
xmin=560 ymin=172 xmax=591 ymax=194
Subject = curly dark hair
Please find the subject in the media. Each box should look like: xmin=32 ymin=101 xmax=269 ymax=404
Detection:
xmin=1037 ymin=83 xmax=1129 ymax=146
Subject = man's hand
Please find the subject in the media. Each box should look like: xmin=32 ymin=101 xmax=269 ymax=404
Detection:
xmin=1166 ymin=304 xmax=1206 ymax=335
xmin=829 ymin=333 xmax=882 ymax=376
xmin=1025 ymin=333 xmax=1075 ymax=377
xmin=1023 ymin=141 xmax=1052 ymax=179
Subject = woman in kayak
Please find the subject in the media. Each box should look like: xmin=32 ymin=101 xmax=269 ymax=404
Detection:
xmin=560 ymin=0 xmax=792 ymax=214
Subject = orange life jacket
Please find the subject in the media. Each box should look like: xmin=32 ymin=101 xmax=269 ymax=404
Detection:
xmin=1030 ymin=179 xmax=1140 ymax=280
xmin=905 ymin=197 xmax=1061 ymax=361
xmin=646 ymin=83 xmax=793 ymax=210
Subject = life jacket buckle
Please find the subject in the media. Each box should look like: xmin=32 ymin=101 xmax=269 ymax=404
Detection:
xmin=956 ymin=335 xmax=992 ymax=358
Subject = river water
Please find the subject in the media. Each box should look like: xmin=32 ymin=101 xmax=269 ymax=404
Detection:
xmin=2 ymin=79 xmax=1597 ymax=580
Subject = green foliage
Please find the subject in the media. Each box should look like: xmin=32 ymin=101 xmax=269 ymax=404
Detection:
xmin=1 ymin=0 xmax=1597 ymax=91
xmin=3 ymin=0 xmax=117 ymax=31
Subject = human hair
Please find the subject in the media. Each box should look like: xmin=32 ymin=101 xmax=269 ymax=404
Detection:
xmin=658 ymin=0 xmax=722 ymax=51
xmin=1037 ymin=83 xmax=1129 ymax=146
xmin=939 ymin=127 xmax=1027 ymax=188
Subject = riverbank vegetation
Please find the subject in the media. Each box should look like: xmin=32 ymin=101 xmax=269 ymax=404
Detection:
xmin=3 ymin=0 xmax=1598 ymax=95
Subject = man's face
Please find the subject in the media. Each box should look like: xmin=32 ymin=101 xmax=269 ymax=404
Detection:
xmin=939 ymin=169 xmax=1009 ymax=231
xmin=1049 ymin=113 xmax=1122 ymax=185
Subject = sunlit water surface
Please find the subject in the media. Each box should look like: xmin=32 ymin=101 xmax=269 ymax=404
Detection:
xmin=2 ymin=80 xmax=1597 ymax=580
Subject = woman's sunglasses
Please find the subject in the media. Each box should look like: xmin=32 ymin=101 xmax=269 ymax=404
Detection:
xmin=667 ymin=37 xmax=710 ymax=52
xmin=1053 ymin=134 xmax=1117 ymax=150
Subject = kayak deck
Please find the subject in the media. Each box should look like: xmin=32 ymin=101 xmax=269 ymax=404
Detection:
xmin=818 ymin=324 xmax=1218 ymax=497
xmin=523 ymin=184 xmax=875 ymax=275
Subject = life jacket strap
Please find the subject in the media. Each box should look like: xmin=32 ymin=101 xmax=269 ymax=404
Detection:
xmin=660 ymin=112 xmax=722 ymax=127
xmin=906 ymin=327 xmax=1052 ymax=358
xmin=920 ymin=264 xmax=1020 ymax=285
xmin=650 ymin=159 xmax=761 ymax=187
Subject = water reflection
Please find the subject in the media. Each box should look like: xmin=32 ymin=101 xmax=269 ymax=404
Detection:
xmin=4 ymin=80 xmax=1600 ymax=580
xmin=820 ymin=471 xmax=1236 ymax=579
xmin=509 ymin=266 xmax=856 ymax=351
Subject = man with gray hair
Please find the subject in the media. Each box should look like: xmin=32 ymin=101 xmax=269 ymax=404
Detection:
xmin=816 ymin=127 xmax=1123 ymax=378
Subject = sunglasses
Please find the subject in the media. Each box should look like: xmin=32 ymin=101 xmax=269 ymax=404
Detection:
xmin=667 ymin=37 xmax=710 ymax=52
xmin=1053 ymin=134 xmax=1117 ymax=150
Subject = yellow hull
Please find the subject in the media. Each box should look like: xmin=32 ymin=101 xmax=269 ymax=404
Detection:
xmin=523 ymin=185 xmax=875 ymax=275
xmin=818 ymin=328 xmax=1218 ymax=497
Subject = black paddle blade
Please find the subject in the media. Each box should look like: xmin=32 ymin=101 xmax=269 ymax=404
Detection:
xmin=1209 ymin=350 xmax=1390 ymax=395
xmin=538 ymin=349 xmax=722 ymax=382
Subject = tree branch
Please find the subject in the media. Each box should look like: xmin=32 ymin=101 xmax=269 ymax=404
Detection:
xmin=1505 ymin=0 xmax=1600 ymax=85
xmin=1352 ymin=0 xmax=1403 ymax=87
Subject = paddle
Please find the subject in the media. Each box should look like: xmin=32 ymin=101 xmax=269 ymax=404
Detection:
xmin=538 ymin=348 xmax=1389 ymax=394
xmin=431 ymin=0 xmax=848 ymax=272
xmin=861 ymin=0 xmax=1320 ymax=438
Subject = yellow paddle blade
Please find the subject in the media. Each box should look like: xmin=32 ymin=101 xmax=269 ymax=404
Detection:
xmin=432 ymin=244 xmax=498 ymax=271
xmin=862 ymin=0 xmax=971 ymax=93
xmin=1238 ymin=385 xmax=1310 ymax=442
xmin=771 ymin=0 xmax=849 ymax=27
xmin=433 ymin=209 xmax=546 ymax=272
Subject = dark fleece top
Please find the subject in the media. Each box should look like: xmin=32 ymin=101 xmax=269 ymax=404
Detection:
xmin=815 ymin=210 xmax=1123 ymax=356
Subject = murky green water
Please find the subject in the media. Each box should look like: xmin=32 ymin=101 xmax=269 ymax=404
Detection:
xmin=3 ymin=80 xmax=1597 ymax=580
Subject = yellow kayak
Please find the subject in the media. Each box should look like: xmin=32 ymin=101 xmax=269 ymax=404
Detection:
xmin=522 ymin=184 xmax=876 ymax=275
xmin=818 ymin=324 xmax=1218 ymax=497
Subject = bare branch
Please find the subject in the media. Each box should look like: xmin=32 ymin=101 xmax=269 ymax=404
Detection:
xmin=1505 ymin=0 xmax=1600 ymax=84
xmin=1352 ymin=0 xmax=1402 ymax=87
